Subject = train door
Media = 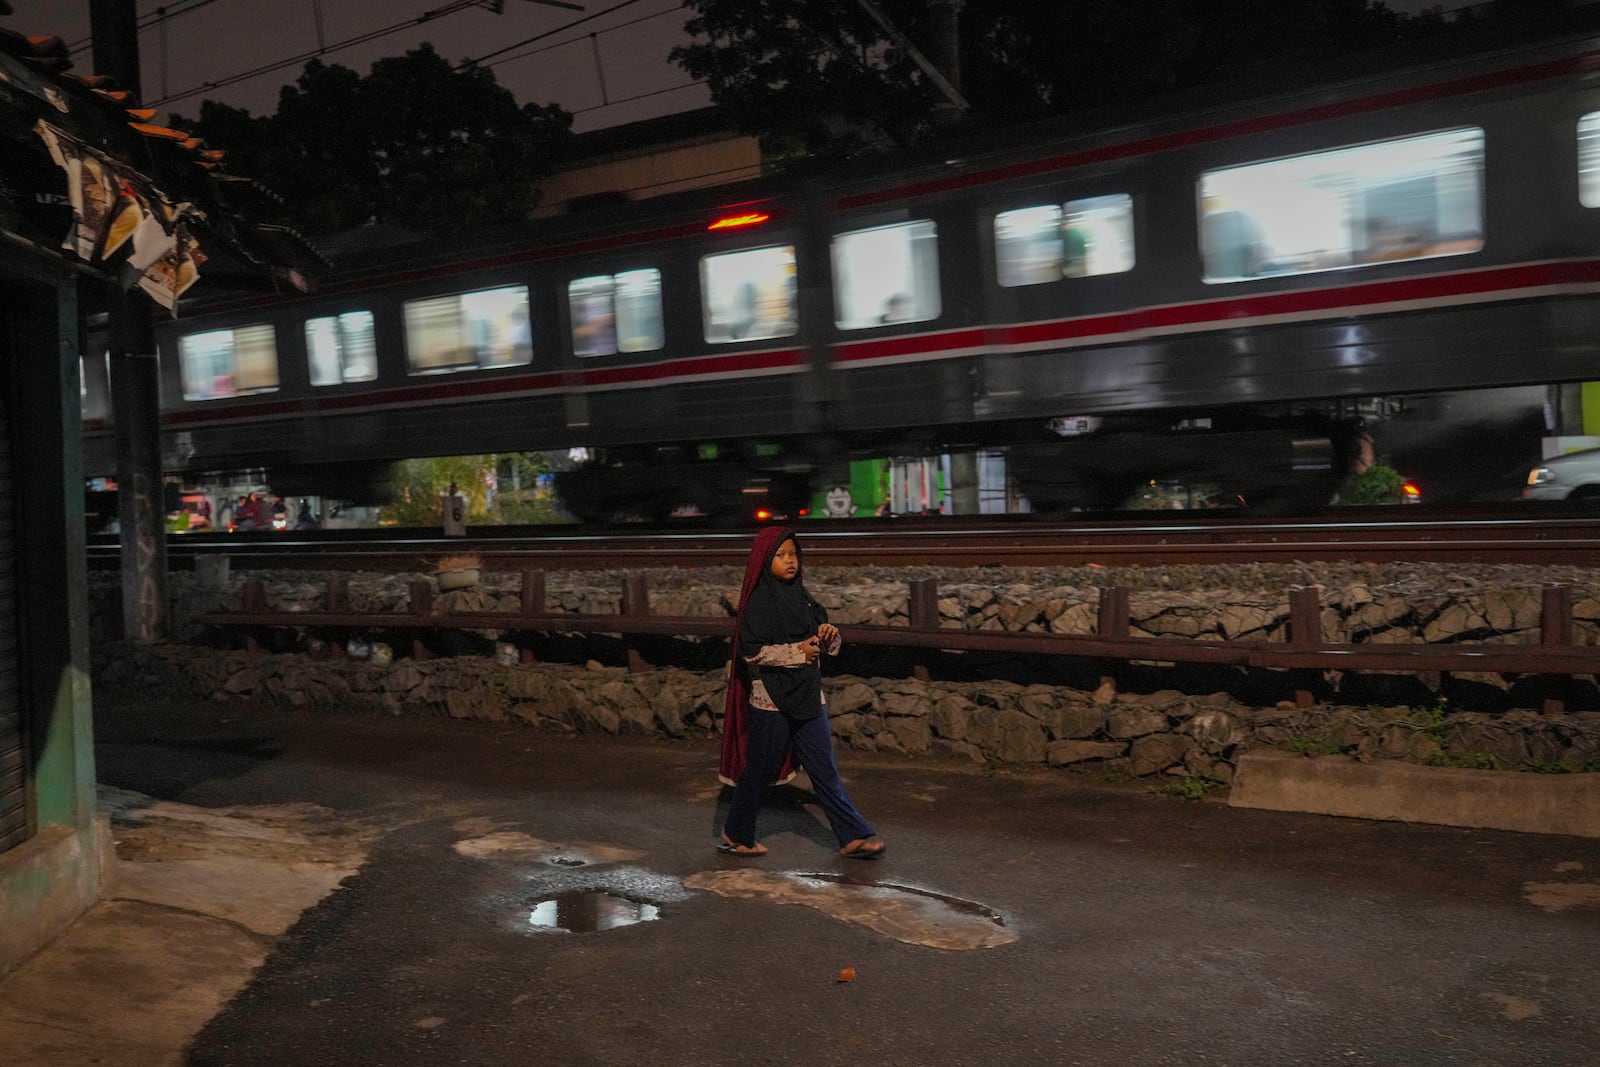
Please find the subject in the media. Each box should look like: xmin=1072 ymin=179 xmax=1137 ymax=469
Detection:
xmin=0 ymin=297 xmax=32 ymax=856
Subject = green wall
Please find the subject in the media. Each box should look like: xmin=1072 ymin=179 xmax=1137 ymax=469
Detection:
xmin=0 ymin=246 xmax=109 ymax=978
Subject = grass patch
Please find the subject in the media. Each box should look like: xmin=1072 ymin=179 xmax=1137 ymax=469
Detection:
xmin=1159 ymin=772 xmax=1228 ymax=800
xmin=1422 ymin=750 xmax=1497 ymax=770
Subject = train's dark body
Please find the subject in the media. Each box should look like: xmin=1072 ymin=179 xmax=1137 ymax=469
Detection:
xmin=80 ymin=34 xmax=1600 ymax=516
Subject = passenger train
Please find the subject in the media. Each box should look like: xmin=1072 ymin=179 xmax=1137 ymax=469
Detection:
xmin=79 ymin=32 xmax=1600 ymax=520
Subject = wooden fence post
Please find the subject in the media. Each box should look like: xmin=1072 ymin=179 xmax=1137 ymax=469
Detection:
xmin=1541 ymin=586 xmax=1574 ymax=715
xmin=241 ymin=579 xmax=265 ymax=654
xmin=908 ymin=578 xmax=939 ymax=681
xmin=623 ymin=574 xmax=650 ymax=672
xmin=241 ymin=579 xmax=265 ymax=613
xmin=1096 ymin=586 xmax=1130 ymax=698
xmin=410 ymin=579 xmax=433 ymax=660
xmin=1288 ymin=586 xmax=1322 ymax=708
xmin=521 ymin=570 xmax=546 ymax=617
xmin=519 ymin=571 xmax=546 ymax=664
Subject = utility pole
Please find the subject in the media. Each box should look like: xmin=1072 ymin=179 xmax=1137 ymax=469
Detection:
xmin=927 ymin=0 xmax=963 ymax=125
xmin=855 ymin=0 xmax=969 ymax=122
xmin=90 ymin=0 xmax=168 ymax=642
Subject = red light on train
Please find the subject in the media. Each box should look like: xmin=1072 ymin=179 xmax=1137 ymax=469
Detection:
xmin=708 ymin=211 xmax=771 ymax=231
xmin=754 ymin=508 xmax=773 ymax=521
xmin=1401 ymin=481 xmax=1422 ymax=503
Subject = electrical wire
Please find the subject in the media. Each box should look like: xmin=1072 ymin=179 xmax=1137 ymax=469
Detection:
xmin=569 ymin=79 xmax=706 ymax=115
xmin=455 ymin=0 xmax=653 ymax=69
xmin=66 ymin=0 xmax=233 ymax=56
xmin=476 ymin=3 xmax=681 ymax=71
xmin=147 ymin=0 xmax=489 ymax=107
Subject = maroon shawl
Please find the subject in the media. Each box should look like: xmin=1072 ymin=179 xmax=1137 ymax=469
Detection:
xmin=718 ymin=526 xmax=799 ymax=786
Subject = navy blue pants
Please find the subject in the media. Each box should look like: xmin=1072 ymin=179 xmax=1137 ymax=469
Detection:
xmin=724 ymin=706 xmax=875 ymax=848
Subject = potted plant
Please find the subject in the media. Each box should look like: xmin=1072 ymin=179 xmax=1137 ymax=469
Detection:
xmin=435 ymin=553 xmax=482 ymax=591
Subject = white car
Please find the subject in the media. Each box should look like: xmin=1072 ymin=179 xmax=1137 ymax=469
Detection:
xmin=1524 ymin=448 xmax=1600 ymax=501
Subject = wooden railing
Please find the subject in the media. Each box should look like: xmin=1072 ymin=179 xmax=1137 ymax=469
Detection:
xmin=196 ymin=573 xmax=1600 ymax=713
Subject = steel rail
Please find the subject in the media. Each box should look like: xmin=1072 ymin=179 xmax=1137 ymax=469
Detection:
xmin=94 ymin=512 xmax=1600 ymax=570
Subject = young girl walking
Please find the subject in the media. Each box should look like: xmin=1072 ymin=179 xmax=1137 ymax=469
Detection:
xmin=718 ymin=526 xmax=886 ymax=860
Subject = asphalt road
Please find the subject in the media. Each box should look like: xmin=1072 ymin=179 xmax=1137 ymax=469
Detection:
xmin=94 ymin=698 xmax=1600 ymax=1067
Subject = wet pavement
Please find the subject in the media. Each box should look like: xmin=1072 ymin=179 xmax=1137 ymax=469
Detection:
xmin=17 ymin=697 xmax=1600 ymax=1066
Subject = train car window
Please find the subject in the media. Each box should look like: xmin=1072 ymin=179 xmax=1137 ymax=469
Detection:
xmin=700 ymin=245 xmax=798 ymax=344
xmin=1579 ymin=112 xmax=1600 ymax=206
xmin=832 ymin=220 xmax=942 ymax=329
xmin=1199 ymin=127 xmax=1483 ymax=282
xmin=568 ymin=269 xmax=665 ymax=356
xmin=995 ymin=196 xmax=1135 ymax=287
xmin=178 ymin=324 xmax=279 ymax=400
xmin=403 ymin=285 xmax=532 ymax=374
xmin=306 ymin=311 xmax=378 ymax=385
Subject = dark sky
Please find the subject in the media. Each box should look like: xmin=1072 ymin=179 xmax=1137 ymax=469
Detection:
xmin=3 ymin=1 xmax=1477 ymax=132
xmin=1 ymin=0 xmax=709 ymax=131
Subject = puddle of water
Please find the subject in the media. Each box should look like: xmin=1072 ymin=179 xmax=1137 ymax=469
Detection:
xmin=528 ymin=890 xmax=660 ymax=932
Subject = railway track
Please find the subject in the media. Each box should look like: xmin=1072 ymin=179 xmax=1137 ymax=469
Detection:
xmin=88 ymin=507 xmax=1600 ymax=571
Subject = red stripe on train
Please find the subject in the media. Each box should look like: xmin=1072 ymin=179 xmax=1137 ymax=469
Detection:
xmin=831 ymin=259 xmax=1600 ymax=364
xmin=150 ymin=261 xmax=1598 ymax=428
xmin=160 ymin=347 xmax=809 ymax=425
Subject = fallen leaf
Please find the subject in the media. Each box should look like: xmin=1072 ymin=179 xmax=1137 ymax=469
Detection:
xmin=837 ymin=967 xmax=856 ymax=983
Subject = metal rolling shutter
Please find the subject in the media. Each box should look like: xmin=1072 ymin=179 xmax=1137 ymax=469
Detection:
xmin=0 ymin=311 xmax=26 ymax=855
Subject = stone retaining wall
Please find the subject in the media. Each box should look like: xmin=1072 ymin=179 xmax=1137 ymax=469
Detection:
xmin=92 ymin=640 xmax=1600 ymax=782
xmin=86 ymin=561 xmax=1600 ymax=781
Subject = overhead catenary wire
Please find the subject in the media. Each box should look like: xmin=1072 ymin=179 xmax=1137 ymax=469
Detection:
xmin=66 ymin=0 xmax=233 ymax=56
xmin=472 ymin=0 xmax=677 ymax=70
xmin=454 ymin=0 xmax=653 ymax=69
xmin=147 ymin=0 xmax=493 ymax=107
xmin=144 ymin=0 xmax=681 ymax=117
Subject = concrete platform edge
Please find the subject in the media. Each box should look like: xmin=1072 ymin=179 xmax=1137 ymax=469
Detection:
xmin=0 ymin=814 xmax=115 ymax=976
xmin=1229 ymin=750 xmax=1600 ymax=838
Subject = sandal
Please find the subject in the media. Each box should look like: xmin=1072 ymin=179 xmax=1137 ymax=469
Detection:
xmin=718 ymin=832 xmax=768 ymax=856
xmin=839 ymin=839 xmax=886 ymax=860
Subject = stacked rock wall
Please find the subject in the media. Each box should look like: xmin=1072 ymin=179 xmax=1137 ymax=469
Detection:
xmin=85 ymin=561 xmax=1600 ymax=779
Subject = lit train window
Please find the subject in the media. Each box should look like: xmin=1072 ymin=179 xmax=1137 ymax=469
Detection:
xmin=832 ymin=220 xmax=941 ymax=329
xmin=995 ymin=196 xmax=1134 ymax=287
xmin=403 ymin=285 xmax=532 ymax=375
xmin=568 ymin=269 xmax=665 ymax=357
xmin=178 ymin=324 xmax=279 ymax=401
xmin=306 ymin=311 xmax=377 ymax=386
xmin=1199 ymin=128 xmax=1483 ymax=282
xmin=1579 ymin=112 xmax=1600 ymax=206
xmin=700 ymin=246 xmax=797 ymax=344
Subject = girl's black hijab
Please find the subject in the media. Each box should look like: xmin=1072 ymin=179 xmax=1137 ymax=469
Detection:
xmin=738 ymin=528 xmax=828 ymax=719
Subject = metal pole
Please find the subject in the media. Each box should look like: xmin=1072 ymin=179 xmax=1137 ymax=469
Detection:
xmin=927 ymin=0 xmax=963 ymax=123
xmin=92 ymin=0 xmax=170 ymax=642
xmin=854 ymin=0 xmax=969 ymax=117
xmin=589 ymin=33 xmax=610 ymax=105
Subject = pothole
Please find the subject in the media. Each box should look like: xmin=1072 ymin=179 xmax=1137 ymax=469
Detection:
xmin=528 ymin=890 xmax=661 ymax=932
xmin=803 ymin=872 xmax=1008 ymax=924
xmin=500 ymin=865 xmax=689 ymax=935
xmin=547 ymin=856 xmax=586 ymax=867
xmin=682 ymin=868 xmax=1017 ymax=950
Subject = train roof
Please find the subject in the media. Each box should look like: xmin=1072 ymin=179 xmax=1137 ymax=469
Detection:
xmin=179 ymin=17 xmax=1600 ymax=312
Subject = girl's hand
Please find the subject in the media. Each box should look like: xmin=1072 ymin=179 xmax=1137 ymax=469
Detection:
xmin=799 ymin=635 xmax=822 ymax=663
xmin=817 ymin=623 xmax=839 ymax=646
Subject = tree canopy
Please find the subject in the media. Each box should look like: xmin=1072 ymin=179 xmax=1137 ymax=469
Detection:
xmin=173 ymin=45 xmax=573 ymax=237
xmin=671 ymin=0 xmax=1575 ymax=160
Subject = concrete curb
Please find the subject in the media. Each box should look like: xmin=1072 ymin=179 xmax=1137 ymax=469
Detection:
xmin=1229 ymin=750 xmax=1600 ymax=838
